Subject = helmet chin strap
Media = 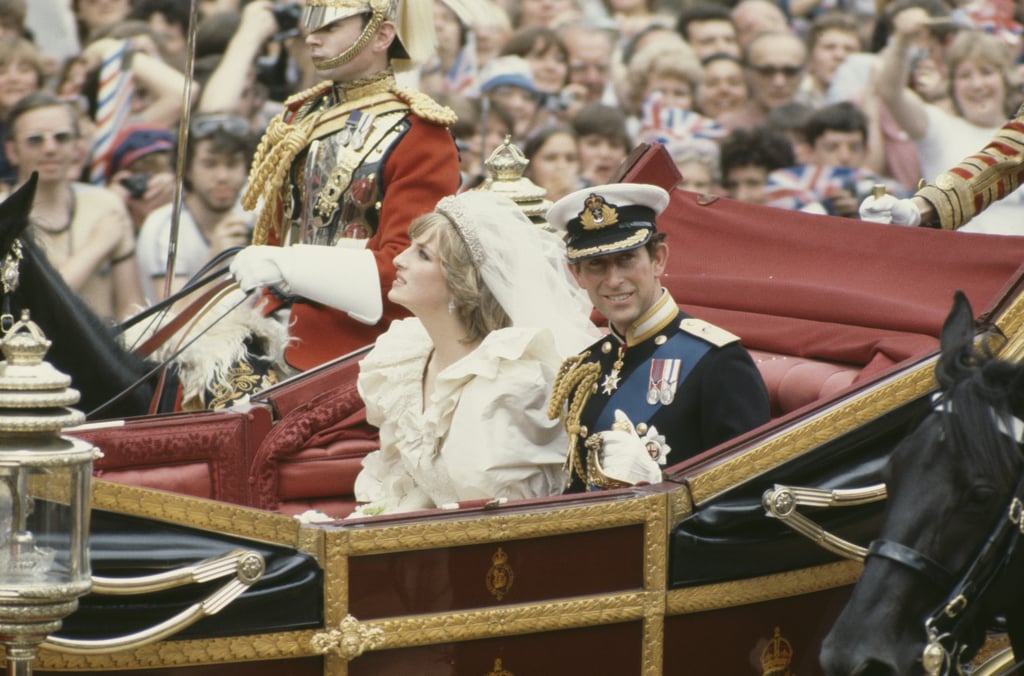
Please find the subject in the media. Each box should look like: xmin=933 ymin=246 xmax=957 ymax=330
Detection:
xmin=313 ymin=10 xmax=386 ymax=71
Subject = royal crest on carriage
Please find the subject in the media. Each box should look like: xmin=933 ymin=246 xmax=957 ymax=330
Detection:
xmin=761 ymin=626 xmax=794 ymax=676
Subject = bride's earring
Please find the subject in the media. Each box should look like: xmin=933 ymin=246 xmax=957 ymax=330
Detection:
xmin=448 ymin=298 xmax=455 ymax=315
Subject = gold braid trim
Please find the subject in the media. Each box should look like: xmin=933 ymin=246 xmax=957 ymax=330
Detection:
xmin=548 ymin=352 xmax=600 ymax=484
xmin=243 ymin=80 xmax=334 ymax=245
xmin=393 ymin=86 xmax=458 ymax=126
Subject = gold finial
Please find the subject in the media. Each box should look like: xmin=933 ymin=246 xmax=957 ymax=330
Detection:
xmin=872 ymin=184 xmax=886 ymax=199
xmin=480 ymin=136 xmax=553 ymax=225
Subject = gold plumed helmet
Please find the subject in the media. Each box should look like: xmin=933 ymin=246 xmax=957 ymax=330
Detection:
xmin=301 ymin=0 xmax=436 ymax=72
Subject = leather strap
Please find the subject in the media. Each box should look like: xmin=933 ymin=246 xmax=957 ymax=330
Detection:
xmin=135 ymin=277 xmax=236 ymax=358
xmin=867 ymin=539 xmax=954 ymax=590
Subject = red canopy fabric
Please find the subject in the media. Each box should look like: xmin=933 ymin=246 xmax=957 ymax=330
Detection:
xmin=619 ymin=144 xmax=1024 ymax=378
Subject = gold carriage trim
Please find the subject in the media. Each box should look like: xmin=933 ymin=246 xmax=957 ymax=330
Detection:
xmin=567 ymin=228 xmax=651 ymax=260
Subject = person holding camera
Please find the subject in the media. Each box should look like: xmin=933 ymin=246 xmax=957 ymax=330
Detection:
xmin=229 ymin=0 xmax=461 ymax=373
xmin=136 ymin=114 xmax=256 ymax=305
xmin=196 ymin=1 xmax=294 ymax=130
xmin=104 ymin=124 xmax=177 ymax=232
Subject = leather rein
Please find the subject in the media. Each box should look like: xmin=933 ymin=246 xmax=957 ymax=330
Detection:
xmin=865 ymin=398 xmax=1024 ymax=676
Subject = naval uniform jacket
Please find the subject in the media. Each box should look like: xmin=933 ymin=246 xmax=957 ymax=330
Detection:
xmin=559 ymin=290 xmax=770 ymax=493
xmin=255 ymin=72 xmax=461 ymax=371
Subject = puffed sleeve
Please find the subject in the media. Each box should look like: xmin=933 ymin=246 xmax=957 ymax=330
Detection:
xmin=439 ymin=328 xmax=570 ymax=501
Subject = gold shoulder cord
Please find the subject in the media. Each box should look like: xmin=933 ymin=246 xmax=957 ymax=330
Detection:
xmin=243 ymin=80 xmax=335 ymax=245
xmin=548 ymin=352 xmax=600 ymax=483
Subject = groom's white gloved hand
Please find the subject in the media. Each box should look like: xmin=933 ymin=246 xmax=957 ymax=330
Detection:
xmin=595 ymin=410 xmax=670 ymax=486
xmin=230 ymin=244 xmax=383 ymax=324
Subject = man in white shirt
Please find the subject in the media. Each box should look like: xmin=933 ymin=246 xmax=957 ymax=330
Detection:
xmin=136 ymin=113 xmax=255 ymax=304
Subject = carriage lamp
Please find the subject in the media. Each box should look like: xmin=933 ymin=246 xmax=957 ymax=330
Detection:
xmin=0 ymin=311 xmax=100 ymax=676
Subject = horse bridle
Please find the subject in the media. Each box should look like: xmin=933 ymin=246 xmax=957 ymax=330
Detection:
xmin=865 ymin=398 xmax=1024 ymax=676
xmin=0 ymin=239 xmax=22 ymax=333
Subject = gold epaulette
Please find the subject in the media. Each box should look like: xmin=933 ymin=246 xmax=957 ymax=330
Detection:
xmin=393 ymin=86 xmax=458 ymax=126
xmin=679 ymin=318 xmax=740 ymax=347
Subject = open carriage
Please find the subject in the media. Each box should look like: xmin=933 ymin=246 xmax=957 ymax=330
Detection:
xmin=16 ymin=144 xmax=1024 ymax=674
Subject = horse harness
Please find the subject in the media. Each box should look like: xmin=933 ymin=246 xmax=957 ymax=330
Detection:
xmin=0 ymin=239 xmax=22 ymax=333
xmin=865 ymin=397 xmax=1024 ymax=675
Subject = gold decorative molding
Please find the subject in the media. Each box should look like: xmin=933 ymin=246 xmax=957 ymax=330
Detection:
xmin=37 ymin=630 xmax=316 ymax=670
xmin=666 ymin=560 xmax=863 ymax=616
xmin=666 ymin=483 xmax=693 ymax=526
xmin=688 ymin=361 xmax=936 ymax=505
xmin=995 ymin=292 xmax=1024 ymax=363
xmin=993 ymin=288 xmax=1024 ymax=354
xmin=90 ymin=480 xmax=302 ymax=547
xmin=351 ymin=593 xmax=650 ymax=650
xmin=341 ymin=494 xmax=664 ymax=555
xmin=311 ymin=614 xmax=385 ymax=660
xmin=323 ymin=529 xmax=350 ymax=627
xmin=642 ymin=609 xmax=664 ymax=676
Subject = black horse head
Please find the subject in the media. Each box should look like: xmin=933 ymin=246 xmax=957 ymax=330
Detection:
xmin=820 ymin=291 xmax=1024 ymax=674
xmin=0 ymin=174 xmax=157 ymax=418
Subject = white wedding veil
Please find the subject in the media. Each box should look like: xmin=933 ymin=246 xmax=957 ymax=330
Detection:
xmin=435 ymin=191 xmax=601 ymax=357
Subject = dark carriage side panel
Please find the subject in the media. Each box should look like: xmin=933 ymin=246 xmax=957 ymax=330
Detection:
xmin=664 ymin=587 xmax=853 ymax=674
xmin=349 ymin=526 xmax=645 ymax=618
xmin=57 ymin=510 xmax=322 ymax=640
xmin=669 ymin=395 xmax=931 ymax=587
xmin=350 ymin=622 xmax=644 ymax=675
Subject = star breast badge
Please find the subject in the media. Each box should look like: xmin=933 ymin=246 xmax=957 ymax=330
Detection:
xmin=601 ymin=370 xmax=621 ymax=395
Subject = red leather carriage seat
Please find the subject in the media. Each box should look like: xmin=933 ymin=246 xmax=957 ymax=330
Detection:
xmin=73 ymin=406 xmax=273 ymax=506
xmin=249 ymin=368 xmax=377 ymax=516
xmin=747 ymin=349 xmax=858 ymax=418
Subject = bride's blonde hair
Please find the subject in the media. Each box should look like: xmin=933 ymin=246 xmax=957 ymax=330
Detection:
xmin=408 ymin=212 xmax=510 ymax=344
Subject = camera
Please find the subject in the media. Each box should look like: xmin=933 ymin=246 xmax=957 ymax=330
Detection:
xmin=120 ymin=173 xmax=150 ymax=199
xmin=272 ymin=2 xmax=303 ymax=37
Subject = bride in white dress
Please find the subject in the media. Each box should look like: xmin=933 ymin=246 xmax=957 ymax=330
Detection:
xmin=352 ymin=191 xmax=600 ymax=515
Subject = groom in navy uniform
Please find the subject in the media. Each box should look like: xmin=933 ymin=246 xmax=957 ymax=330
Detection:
xmin=547 ymin=183 xmax=770 ymax=492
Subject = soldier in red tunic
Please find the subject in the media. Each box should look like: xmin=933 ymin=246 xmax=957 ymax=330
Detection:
xmin=230 ymin=0 xmax=461 ymax=373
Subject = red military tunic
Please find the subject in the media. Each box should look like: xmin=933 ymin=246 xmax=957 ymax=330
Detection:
xmin=248 ymin=73 xmax=461 ymax=371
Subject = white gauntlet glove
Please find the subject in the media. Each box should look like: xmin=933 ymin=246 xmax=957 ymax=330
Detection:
xmin=858 ymin=193 xmax=921 ymax=226
xmin=230 ymin=245 xmax=286 ymax=291
xmin=229 ymin=244 xmax=382 ymax=324
xmin=590 ymin=410 xmax=670 ymax=487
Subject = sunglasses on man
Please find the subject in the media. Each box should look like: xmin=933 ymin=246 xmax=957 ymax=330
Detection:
xmin=21 ymin=131 xmax=77 ymax=148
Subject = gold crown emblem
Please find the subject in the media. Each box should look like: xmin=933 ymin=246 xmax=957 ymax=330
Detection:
xmin=579 ymin=194 xmax=618 ymax=230
xmin=760 ymin=627 xmax=794 ymax=675
xmin=485 ymin=547 xmax=514 ymax=601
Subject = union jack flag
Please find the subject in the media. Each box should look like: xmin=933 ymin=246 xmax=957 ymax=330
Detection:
xmin=639 ymin=93 xmax=725 ymax=145
xmin=765 ymin=164 xmax=909 ymax=214
xmin=764 ymin=165 xmax=865 ymax=213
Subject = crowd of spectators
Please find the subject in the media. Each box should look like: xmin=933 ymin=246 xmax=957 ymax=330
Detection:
xmin=5 ymin=0 xmax=1024 ymax=321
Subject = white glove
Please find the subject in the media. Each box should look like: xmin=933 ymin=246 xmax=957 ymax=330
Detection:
xmin=596 ymin=410 xmax=670 ymax=486
xmin=859 ymin=193 xmax=921 ymax=226
xmin=229 ymin=244 xmax=382 ymax=324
